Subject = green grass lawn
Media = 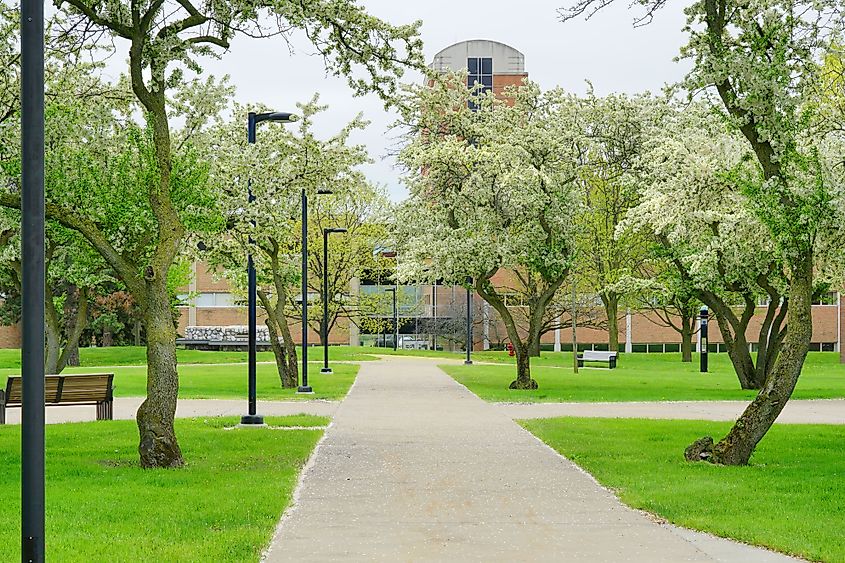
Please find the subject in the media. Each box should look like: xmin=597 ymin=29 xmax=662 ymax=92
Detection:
xmin=0 ymin=345 xmax=379 ymax=369
xmin=443 ymin=351 xmax=845 ymax=402
xmin=0 ymin=363 xmax=359 ymax=401
xmin=0 ymin=415 xmax=327 ymax=562
xmin=522 ymin=417 xmax=845 ymax=562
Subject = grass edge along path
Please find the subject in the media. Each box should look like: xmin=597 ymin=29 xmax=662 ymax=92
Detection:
xmin=442 ymin=352 xmax=845 ymax=402
xmin=0 ymin=345 xmax=381 ymax=369
xmin=0 ymin=415 xmax=327 ymax=562
xmin=521 ymin=417 xmax=845 ymax=563
xmin=0 ymin=363 xmax=361 ymax=401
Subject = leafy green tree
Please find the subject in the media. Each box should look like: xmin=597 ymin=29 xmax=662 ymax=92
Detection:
xmin=3 ymin=0 xmax=422 ymax=467
xmin=562 ymin=0 xmax=845 ymax=464
xmin=395 ymin=76 xmax=636 ymax=389
xmin=301 ymin=183 xmax=393 ymax=347
xmin=202 ymin=99 xmax=376 ymax=388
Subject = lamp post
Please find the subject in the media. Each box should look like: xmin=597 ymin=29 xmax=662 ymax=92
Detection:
xmin=242 ymin=111 xmax=297 ymax=426
xmin=298 ymin=188 xmax=333 ymax=393
xmin=700 ymin=306 xmax=709 ymax=373
xmin=321 ymin=227 xmax=347 ymax=374
xmin=384 ymin=287 xmax=397 ymax=350
xmin=21 ymin=0 xmax=45 ymax=557
xmin=465 ymin=276 xmax=473 ymax=365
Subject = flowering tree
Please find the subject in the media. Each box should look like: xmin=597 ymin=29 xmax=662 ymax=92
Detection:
xmin=2 ymin=0 xmax=422 ymax=468
xmin=563 ymin=0 xmax=845 ymax=464
xmin=202 ymin=99 xmax=373 ymax=388
xmin=298 ymin=183 xmax=392 ymax=346
xmin=621 ymin=104 xmax=796 ymax=389
xmin=569 ymin=92 xmax=653 ymax=353
xmin=395 ymin=76 xmax=636 ymax=388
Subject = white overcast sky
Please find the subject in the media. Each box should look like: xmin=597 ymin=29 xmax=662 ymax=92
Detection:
xmin=105 ymin=0 xmax=691 ymax=201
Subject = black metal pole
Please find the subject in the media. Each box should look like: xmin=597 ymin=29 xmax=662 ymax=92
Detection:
xmin=392 ymin=287 xmax=398 ymax=351
xmin=465 ymin=277 xmax=473 ymax=365
xmin=298 ymin=189 xmax=312 ymax=393
xmin=700 ymin=306 xmax=709 ymax=373
xmin=241 ymin=113 xmax=263 ymax=425
xmin=321 ymin=230 xmax=331 ymax=374
xmin=21 ymin=0 xmax=45 ymax=556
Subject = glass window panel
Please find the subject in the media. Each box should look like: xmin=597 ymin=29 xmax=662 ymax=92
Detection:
xmin=481 ymin=57 xmax=492 ymax=74
xmin=481 ymin=75 xmax=493 ymax=88
xmin=214 ymin=293 xmax=235 ymax=307
xmin=467 ymin=57 xmax=479 ymax=74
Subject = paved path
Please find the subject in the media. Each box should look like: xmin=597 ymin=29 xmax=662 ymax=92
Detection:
xmin=497 ymin=399 xmax=845 ymax=424
xmin=1 ymin=397 xmax=337 ymax=425
xmin=264 ymin=357 xmax=797 ymax=562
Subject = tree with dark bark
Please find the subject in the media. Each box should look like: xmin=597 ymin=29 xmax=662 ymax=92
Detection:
xmin=623 ymin=264 xmax=700 ymax=362
xmin=297 ymin=182 xmax=392 ymax=347
xmin=203 ymin=99 xmax=379 ymax=389
xmin=564 ymin=0 xmax=845 ymax=464
xmin=396 ymin=77 xmax=636 ymax=389
xmin=1 ymin=0 xmax=422 ymax=467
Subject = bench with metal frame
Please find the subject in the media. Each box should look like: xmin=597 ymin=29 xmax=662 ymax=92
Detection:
xmin=0 ymin=373 xmax=114 ymax=424
xmin=577 ymin=350 xmax=618 ymax=369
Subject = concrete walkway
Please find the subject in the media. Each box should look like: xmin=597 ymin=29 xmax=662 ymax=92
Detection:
xmin=264 ymin=357 xmax=797 ymax=562
xmin=0 ymin=397 xmax=337 ymax=425
xmin=497 ymin=398 xmax=845 ymax=424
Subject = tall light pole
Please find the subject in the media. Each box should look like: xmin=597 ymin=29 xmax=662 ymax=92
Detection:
xmin=298 ymin=188 xmax=333 ymax=393
xmin=321 ymin=227 xmax=347 ymax=374
xmin=242 ymin=111 xmax=297 ymax=426
xmin=700 ymin=306 xmax=709 ymax=373
xmin=384 ymin=287 xmax=397 ymax=350
xmin=465 ymin=276 xmax=473 ymax=365
xmin=21 ymin=0 xmax=45 ymax=556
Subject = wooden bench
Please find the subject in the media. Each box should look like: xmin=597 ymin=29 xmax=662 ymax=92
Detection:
xmin=577 ymin=350 xmax=618 ymax=369
xmin=0 ymin=373 xmax=114 ymax=424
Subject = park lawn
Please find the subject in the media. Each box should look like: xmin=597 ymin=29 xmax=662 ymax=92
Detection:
xmin=0 ymin=363 xmax=360 ymax=401
xmin=521 ymin=417 xmax=845 ymax=563
xmin=0 ymin=345 xmax=379 ymax=369
xmin=370 ymin=346 xmax=578 ymax=366
xmin=443 ymin=351 xmax=845 ymax=402
xmin=0 ymin=416 xmax=326 ymax=562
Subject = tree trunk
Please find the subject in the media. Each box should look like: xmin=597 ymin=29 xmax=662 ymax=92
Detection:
xmin=701 ymin=294 xmax=762 ymax=389
xmin=605 ymin=294 xmax=619 ymax=353
xmin=680 ymin=319 xmax=693 ymax=363
xmin=136 ymin=282 xmax=184 ymax=468
xmin=509 ymin=341 xmax=537 ymax=389
xmin=528 ymin=337 xmax=541 ymax=357
xmin=259 ymin=290 xmax=298 ymax=389
xmin=134 ymin=320 xmax=142 ymax=346
xmin=57 ymin=288 xmax=88 ymax=372
xmin=686 ymin=256 xmax=813 ymax=465
xmin=476 ymin=278 xmax=538 ymax=389
xmin=265 ymin=318 xmax=292 ymax=388
xmin=65 ymin=347 xmax=80 ymax=367
xmin=44 ymin=294 xmax=62 ymax=375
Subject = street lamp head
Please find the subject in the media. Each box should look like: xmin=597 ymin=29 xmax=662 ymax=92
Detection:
xmin=384 ymin=287 xmax=396 ymax=293
xmin=325 ymin=227 xmax=348 ymax=234
xmin=316 ymin=189 xmax=334 ymax=195
xmin=252 ymin=111 xmax=298 ymax=124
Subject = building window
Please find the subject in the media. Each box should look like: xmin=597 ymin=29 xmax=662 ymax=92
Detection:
xmin=467 ymin=57 xmax=493 ymax=110
xmin=813 ymin=292 xmax=838 ymax=305
xmin=193 ymin=292 xmax=237 ymax=307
